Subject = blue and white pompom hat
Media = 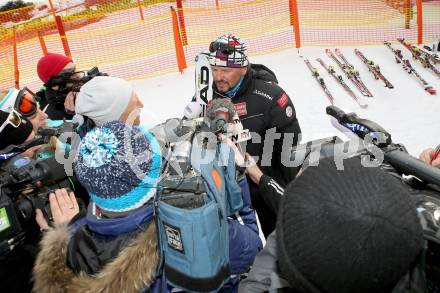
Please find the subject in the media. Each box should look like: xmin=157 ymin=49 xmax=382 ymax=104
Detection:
xmin=74 ymin=120 xmax=162 ymax=212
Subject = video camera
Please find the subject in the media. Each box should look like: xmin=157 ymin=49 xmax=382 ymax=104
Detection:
xmin=0 ymin=155 xmax=72 ymax=255
xmin=0 ymin=121 xmax=77 ymax=255
xmin=43 ymin=66 xmax=108 ymax=108
xmin=326 ymin=105 xmax=440 ymax=289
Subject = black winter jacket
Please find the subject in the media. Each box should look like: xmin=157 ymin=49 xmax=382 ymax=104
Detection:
xmin=213 ymin=64 xmax=302 ymax=188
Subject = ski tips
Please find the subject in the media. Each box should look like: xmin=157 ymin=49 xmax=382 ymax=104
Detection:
xmin=426 ymin=87 xmax=437 ymax=95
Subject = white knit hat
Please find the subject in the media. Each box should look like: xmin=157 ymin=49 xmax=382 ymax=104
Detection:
xmin=75 ymin=76 xmax=133 ymax=127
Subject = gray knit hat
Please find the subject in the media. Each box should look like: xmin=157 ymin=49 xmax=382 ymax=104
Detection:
xmin=74 ymin=76 xmax=133 ymax=127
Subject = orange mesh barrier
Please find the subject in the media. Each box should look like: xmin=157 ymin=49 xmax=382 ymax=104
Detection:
xmin=422 ymin=0 xmax=440 ymax=44
xmin=0 ymin=0 xmax=439 ymax=92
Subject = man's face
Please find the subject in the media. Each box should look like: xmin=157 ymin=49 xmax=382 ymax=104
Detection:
xmin=212 ymin=66 xmax=247 ymax=93
xmin=119 ymin=92 xmax=144 ymax=125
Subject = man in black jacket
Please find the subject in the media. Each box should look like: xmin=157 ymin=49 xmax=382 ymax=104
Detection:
xmin=208 ymin=34 xmax=302 ymax=236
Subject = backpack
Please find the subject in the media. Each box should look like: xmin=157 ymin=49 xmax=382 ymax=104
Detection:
xmin=154 ymin=142 xmax=243 ymax=292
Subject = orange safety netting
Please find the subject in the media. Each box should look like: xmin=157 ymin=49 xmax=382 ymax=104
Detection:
xmin=0 ymin=0 xmax=438 ymax=92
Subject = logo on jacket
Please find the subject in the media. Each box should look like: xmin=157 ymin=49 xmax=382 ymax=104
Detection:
xmin=286 ymin=106 xmax=293 ymax=118
xmin=233 ymin=102 xmax=247 ymax=116
xmin=165 ymin=223 xmax=184 ymax=253
xmin=276 ymin=93 xmax=289 ymax=109
xmin=253 ymin=89 xmax=273 ymax=101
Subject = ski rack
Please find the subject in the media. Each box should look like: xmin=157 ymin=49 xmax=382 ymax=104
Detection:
xmin=316 ymin=58 xmax=367 ymax=108
xmin=304 ymin=59 xmax=335 ymax=105
xmin=325 ymin=49 xmax=373 ymax=97
xmin=398 ymin=38 xmax=440 ymax=78
xmin=354 ymin=49 xmax=394 ymax=89
xmin=384 ymin=41 xmax=436 ymax=95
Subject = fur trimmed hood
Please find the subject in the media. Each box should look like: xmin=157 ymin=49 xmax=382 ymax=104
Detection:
xmin=32 ymin=221 xmax=159 ymax=293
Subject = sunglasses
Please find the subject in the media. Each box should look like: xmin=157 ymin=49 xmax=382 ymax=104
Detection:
xmin=0 ymin=110 xmax=22 ymax=134
xmin=209 ymin=41 xmax=245 ymax=56
xmin=15 ymin=87 xmax=38 ymax=118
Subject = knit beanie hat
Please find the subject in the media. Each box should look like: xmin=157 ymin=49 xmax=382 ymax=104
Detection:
xmin=74 ymin=120 xmax=162 ymax=212
xmin=74 ymin=76 xmax=133 ymax=127
xmin=37 ymin=53 xmax=72 ymax=83
xmin=208 ymin=34 xmax=249 ymax=68
xmin=276 ymin=156 xmax=424 ymax=293
xmin=0 ymin=110 xmax=33 ymax=150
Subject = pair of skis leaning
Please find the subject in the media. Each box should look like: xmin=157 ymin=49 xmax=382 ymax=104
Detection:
xmin=326 ymin=49 xmax=373 ymax=97
xmin=354 ymin=49 xmax=394 ymax=89
xmin=384 ymin=41 xmax=436 ymax=95
xmin=398 ymin=38 xmax=440 ymax=78
xmin=304 ymin=59 xmax=367 ymax=108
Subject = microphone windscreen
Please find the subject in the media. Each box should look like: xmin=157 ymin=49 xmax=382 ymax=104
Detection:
xmin=206 ymin=98 xmax=236 ymax=121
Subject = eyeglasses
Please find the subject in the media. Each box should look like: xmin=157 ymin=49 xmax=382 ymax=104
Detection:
xmin=0 ymin=110 xmax=22 ymax=134
xmin=15 ymin=87 xmax=38 ymax=118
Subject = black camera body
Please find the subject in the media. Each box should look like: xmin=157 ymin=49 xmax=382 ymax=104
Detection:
xmin=326 ymin=105 xmax=440 ymax=289
xmin=42 ymin=66 xmax=108 ymax=111
xmin=0 ymin=155 xmax=71 ymax=255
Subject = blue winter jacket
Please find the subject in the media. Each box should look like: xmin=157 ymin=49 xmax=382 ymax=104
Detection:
xmin=66 ymin=178 xmax=262 ymax=292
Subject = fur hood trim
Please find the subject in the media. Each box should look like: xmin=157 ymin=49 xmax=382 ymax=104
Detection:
xmin=33 ymin=221 xmax=159 ymax=293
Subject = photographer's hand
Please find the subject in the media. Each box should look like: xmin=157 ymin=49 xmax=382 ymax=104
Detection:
xmin=35 ymin=188 xmax=79 ymax=230
xmin=218 ymin=134 xmax=263 ymax=183
xmin=419 ymin=147 xmax=440 ymax=167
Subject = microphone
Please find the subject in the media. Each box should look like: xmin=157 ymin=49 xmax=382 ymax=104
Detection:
xmin=204 ymin=99 xmax=251 ymax=164
xmin=206 ymin=98 xmax=236 ymax=133
xmin=183 ymin=101 xmax=204 ymax=119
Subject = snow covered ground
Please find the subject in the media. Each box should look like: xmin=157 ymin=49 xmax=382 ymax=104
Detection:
xmin=132 ymin=44 xmax=440 ymax=158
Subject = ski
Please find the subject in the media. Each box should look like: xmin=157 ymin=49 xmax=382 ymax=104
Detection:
xmin=419 ymin=48 xmax=440 ymax=65
xmin=398 ymin=38 xmax=440 ymax=78
xmin=316 ymin=58 xmax=368 ymax=108
xmin=334 ymin=48 xmax=374 ymax=97
xmin=384 ymin=41 xmax=436 ymax=95
xmin=326 ymin=49 xmax=373 ymax=97
xmin=304 ymin=59 xmax=335 ymax=105
xmin=354 ymin=49 xmax=394 ymax=89
xmin=194 ymin=53 xmax=213 ymax=116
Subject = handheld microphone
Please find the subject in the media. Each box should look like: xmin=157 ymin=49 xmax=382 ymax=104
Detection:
xmin=183 ymin=101 xmax=204 ymax=119
xmin=206 ymin=98 xmax=236 ymax=133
